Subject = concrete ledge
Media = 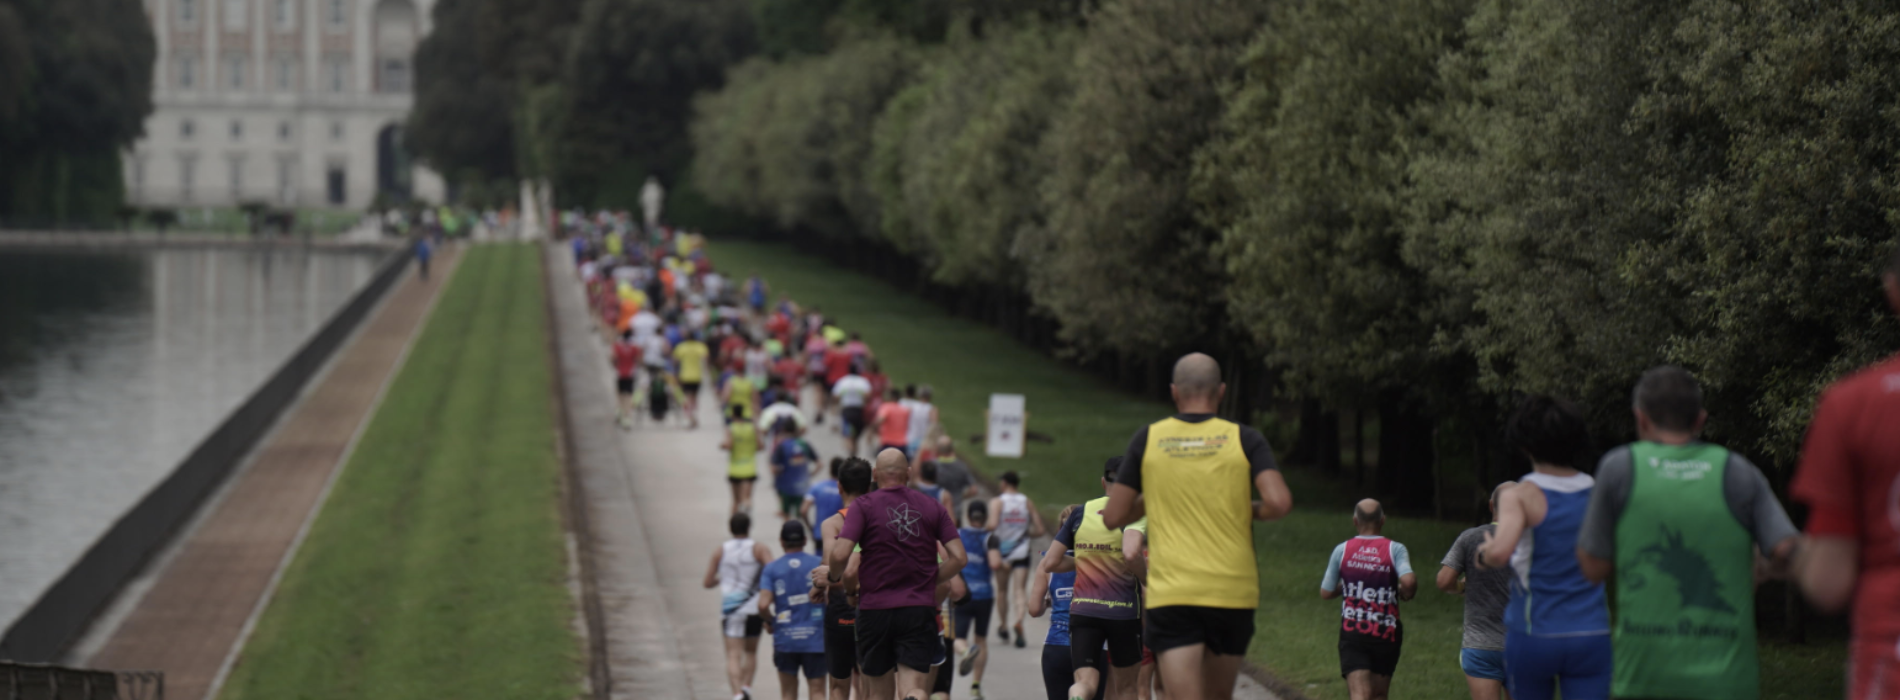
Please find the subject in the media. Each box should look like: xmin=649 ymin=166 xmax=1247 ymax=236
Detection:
xmin=0 ymin=231 xmax=393 ymax=253
xmin=0 ymin=246 xmax=411 ymax=663
xmin=541 ymin=244 xmax=695 ymax=699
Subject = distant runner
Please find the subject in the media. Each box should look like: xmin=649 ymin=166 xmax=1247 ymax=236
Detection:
xmin=1576 ymin=366 xmax=1799 ymax=700
xmin=760 ymin=521 xmax=827 ymax=700
xmin=1480 ymin=396 xmax=1610 ymax=700
xmin=831 ymin=366 xmax=873 ymax=459
xmin=1104 ymin=353 xmax=1292 ymax=700
xmin=612 ymin=330 xmax=642 ymax=429
xmin=871 ymin=388 xmax=913 ymax=457
xmin=771 ymin=426 xmax=820 ymax=521
xmin=953 ymin=501 xmax=1004 ymax=698
xmin=674 ymin=331 xmax=711 ymax=429
xmin=933 ymin=437 xmax=977 ymax=524
xmin=705 ymin=513 xmax=774 ymax=700
xmin=723 ymin=405 xmax=763 ymax=514
xmin=1320 ymin=499 xmax=1415 ymax=700
xmin=1792 ymin=250 xmax=1900 ymax=700
xmin=1436 ymin=482 xmax=1514 ymax=700
xmin=990 ymin=471 xmax=1047 ymax=649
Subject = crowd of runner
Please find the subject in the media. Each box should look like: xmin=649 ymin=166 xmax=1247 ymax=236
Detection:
xmin=563 ymin=216 xmax=1900 ymax=700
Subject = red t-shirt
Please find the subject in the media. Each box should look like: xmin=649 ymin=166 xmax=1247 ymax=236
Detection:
xmin=824 ymin=348 xmax=855 ymax=386
xmin=774 ymin=357 xmax=804 ymax=391
xmin=1792 ymin=353 xmax=1900 ymax=641
xmin=611 ymin=341 xmax=642 ymax=378
xmin=767 ymin=313 xmax=792 ymax=345
xmin=875 ymin=402 xmax=912 ymax=447
xmin=720 ymin=335 xmax=748 ymax=367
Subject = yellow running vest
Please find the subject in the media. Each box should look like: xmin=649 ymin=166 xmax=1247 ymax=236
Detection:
xmin=1141 ymin=416 xmax=1258 ymax=609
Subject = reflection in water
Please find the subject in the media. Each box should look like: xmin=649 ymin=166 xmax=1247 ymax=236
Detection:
xmin=0 ymin=247 xmax=381 ymax=628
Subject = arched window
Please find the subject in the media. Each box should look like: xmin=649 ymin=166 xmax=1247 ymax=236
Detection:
xmin=372 ymin=0 xmax=418 ymax=93
xmin=226 ymin=55 xmax=245 ymax=89
xmin=178 ymin=56 xmax=197 ymax=89
xmin=178 ymin=0 xmax=197 ymax=25
xmin=327 ymin=0 xmax=347 ymax=27
xmin=274 ymin=0 xmax=296 ymax=29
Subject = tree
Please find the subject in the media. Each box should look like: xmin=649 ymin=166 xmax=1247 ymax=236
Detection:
xmin=1633 ymin=0 xmax=1900 ymax=467
xmin=554 ymin=0 xmax=756 ymax=206
xmin=1022 ymin=0 xmax=1269 ymax=356
xmin=409 ymin=0 xmax=516 ymax=182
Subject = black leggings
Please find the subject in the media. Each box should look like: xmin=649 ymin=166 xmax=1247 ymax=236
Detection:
xmin=1041 ymin=644 xmax=1109 ymax=700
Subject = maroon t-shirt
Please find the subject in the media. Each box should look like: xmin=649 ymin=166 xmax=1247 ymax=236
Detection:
xmin=839 ymin=485 xmax=959 ymax=610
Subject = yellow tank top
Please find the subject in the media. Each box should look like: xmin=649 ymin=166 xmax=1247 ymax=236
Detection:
xmin=1141 ymin=417 xmax=1258 ymax=609
xmin=729 ymin=422 xmax=758 ymax=477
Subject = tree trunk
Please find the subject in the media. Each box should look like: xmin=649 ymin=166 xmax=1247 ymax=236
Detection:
xmin=1377 ymin=393 xmax=1436 ymax=510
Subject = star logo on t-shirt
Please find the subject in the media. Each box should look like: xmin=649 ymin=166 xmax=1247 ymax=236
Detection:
xmin=887 ymin=503 xmax=923 ymax=541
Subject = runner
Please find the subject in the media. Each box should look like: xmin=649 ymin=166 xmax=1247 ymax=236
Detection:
xmin=705 ymin=512 xmax=775 ymax=700
xmin=913 ymin=462 xmax=954 ymax=516
xmin=760 ymin=521 xmax=827 ymax=700
xmin=1478 ymin=395 xmax=1610 ymax=700
xmin=817 ymin=449 xmax=968 ymax=700
xmin=1319 ymin=499 xmax=1415 ymax=700
xmin=1576 ymin=366 xmax=1798 ymax=700
xmin=724 ymin=369 xmax=761 ymax=422
xmin=906 ymin=386 xmax=940 ymax=462
xmin=747 ymin=274 xmax=769 ymax=313
xmin=813 ymin=458 xmax=872 ymax=700
xmin=831 ymin=365 xmax=873 ymax=459
xmin=771 ymin=424 xmax=820 ymax=521
xmin=1792 ymin=251 xmax=1900 ymax=700
xmin=991 ymin=471 xmax=1047 ymax=649
xmin=746 ymin=336 xmax=772 ymax=388
xmin=803 ymin=458 xmax=844 ymax=543
xmin=933 ymin=437 xmax=977 ymax=524
xmin=953 ymin=501 xmax=1004 ymax=698
xmin=1029 ymin=504 xmax=1109 ymax=700
xmin=674 ymin=331 xmax=711 ymax=429
xmin=723 ymin=405 xmax=763 ymax=514
xmin=1436 ymin=482 xmax=1514 ymax=700
xmin=806 ymin=332 xmax=832 ymax=423
xmin=1103 ymin=353 xmax=1292 ymax=700
xmin=872 ymin=388 xmax=914 ymax=457
xmin=612 ymin=330 xmax=642 ymax=429
xmin=1037 ymin=458 xmax=1148 ymax=700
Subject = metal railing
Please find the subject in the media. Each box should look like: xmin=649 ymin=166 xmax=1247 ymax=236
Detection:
xmin=0 ymin=663 xmax=162 ymax=700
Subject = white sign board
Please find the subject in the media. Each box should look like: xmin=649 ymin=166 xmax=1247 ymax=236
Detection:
xmin=986 ymin=394 xmax=1026 ymax=458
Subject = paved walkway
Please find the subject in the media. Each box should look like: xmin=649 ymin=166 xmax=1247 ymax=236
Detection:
xmin=83 ymin=246 xmax=459 ymax=700
xmin=547 ymin=245 xmax=1277 ymax=700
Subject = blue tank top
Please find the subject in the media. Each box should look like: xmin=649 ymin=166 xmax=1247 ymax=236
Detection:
xmin=1505 ymin=472 xmax=1610 ymax=637
xmin=1044 ymin=570 xmax=1077 ymax=646
xmin=958 ymin=528 xmax=995 ymax=600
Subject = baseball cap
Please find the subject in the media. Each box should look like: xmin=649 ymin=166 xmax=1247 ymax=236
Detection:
xmin=780 ymin=521 xmax=808 ymax=547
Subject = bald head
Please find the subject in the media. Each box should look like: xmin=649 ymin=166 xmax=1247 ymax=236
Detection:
xmin=1171 ymin=353 xmax=1225 ymax=412
xmin=874 ymin=448 xmax=910 ymax=487
xmin=1354 ymin=499 xmax=1384 ymax=523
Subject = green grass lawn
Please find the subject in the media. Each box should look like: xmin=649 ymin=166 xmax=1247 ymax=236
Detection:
xmin=218 ymin=244 xmax=581 ymax=700
xmin=712 ymin=239 xmax=1845 ymax=700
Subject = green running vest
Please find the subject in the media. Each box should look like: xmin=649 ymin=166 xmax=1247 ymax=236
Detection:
xmin=1613 ymin=442 xmax=1757 ymax=700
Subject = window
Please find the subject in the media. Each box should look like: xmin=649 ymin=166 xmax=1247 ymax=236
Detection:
xmin=181 ymin=119 xmax=195 ymax=139
xmin=229 ymin=157 xmax=245 ymax=200
xmin=274 ymin=0 xmax=295 ymax=28
xmin=231 ymin=120 xmax=243 ymax=140
xmin=178 ymin=0 xmax=196 ymax=24
xmin=279 ymin=122 xmax=292 ymax=141
xmin=326 ymin=164 xmax=346 ymax=205
xmin=180 ymin=156 xmax=198 ymax=202
xmin=327 ymin=0 xmax=345 ymax=26
xmin=275 ymin=57 xmax=294 ymax=90
xmin=178 ymin=56 xmax=197 ymax=89
xmin=379 ymin=58 xmax=408 ymax=93
xmin=330 ymin=121 xmax=344 ymax=140
xmin=223 ymin=0 xmax=246 ymax=30
xmin=132 ymin=157 xmax=147 ymax=197
xmin=326 ymin=58 xmax=345 ymax=92
xmin=226 ymin=55 xmax=245 ymax=89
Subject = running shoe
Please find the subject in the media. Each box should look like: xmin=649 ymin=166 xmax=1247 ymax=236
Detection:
xmin=958 ymin=644 xmax=981 ymax=676
xmin=969 ymin=683 xmax=984 ymax=700
xmin=1013 ymin=624 xmax=1025 ymax=648
xmin=998 ymin=627 xmax=1009 ymax=643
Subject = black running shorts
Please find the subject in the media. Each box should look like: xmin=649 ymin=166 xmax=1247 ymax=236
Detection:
xmin=774 ymin=651 xmax=827 ymax=679
xmin=616 ymin=377 xmax=635 ymax=394
xmin=1071 ymin=614 xmax=1143 ymax=670
xmin=1145 ymin=605 xmax=1254 ymax=656
xmin=855 ymin=606 xmax=941 ymax=676
xmin=681 ymin=381 xmax=701 ymax=396
xmin=931 ymin=636 xmax=953 ymax=695
xmin=825 ymin=599 xmax=858 ymax=680
xmin=954 ymin=598 xmax=994 ymax=639
xmin=1338 ymin=630 xmax=1403 ymax=677
xmin=1041 ymin=644 xmax=1109 ymax=700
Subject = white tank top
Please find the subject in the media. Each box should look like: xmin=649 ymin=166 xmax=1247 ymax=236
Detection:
xmin=995 ymin=493 xmax=1030 ymax=547
xmin=718 ymin=538 xmax=762 ymax=614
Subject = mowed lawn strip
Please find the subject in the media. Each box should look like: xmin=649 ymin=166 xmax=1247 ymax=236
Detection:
xmin=220 ymin=244 xmax=580 ymax=700
xmin=711 ymin=239 xmax=1844 ymax=700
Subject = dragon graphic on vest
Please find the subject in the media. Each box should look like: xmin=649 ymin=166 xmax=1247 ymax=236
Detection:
xmin=1629 ymin=524 xmax=1736 ymax=614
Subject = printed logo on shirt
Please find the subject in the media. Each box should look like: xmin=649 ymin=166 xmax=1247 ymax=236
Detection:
xmin=887 ymin=502 xmax=924 ymax=541
xmin=1157 ymin=433 xmax=1230 ymax=459
xmin=1629 ymin=524 xmax=1736 ymax=615
xmin=1646 ymin=456 xmax=1713 ymax=481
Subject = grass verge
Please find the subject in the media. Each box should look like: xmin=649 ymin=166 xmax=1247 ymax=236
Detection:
xmin=218 ymin=244 xmax=580 ymax=700
xmin=712 ymin=239 xmax=1844 ymax=700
